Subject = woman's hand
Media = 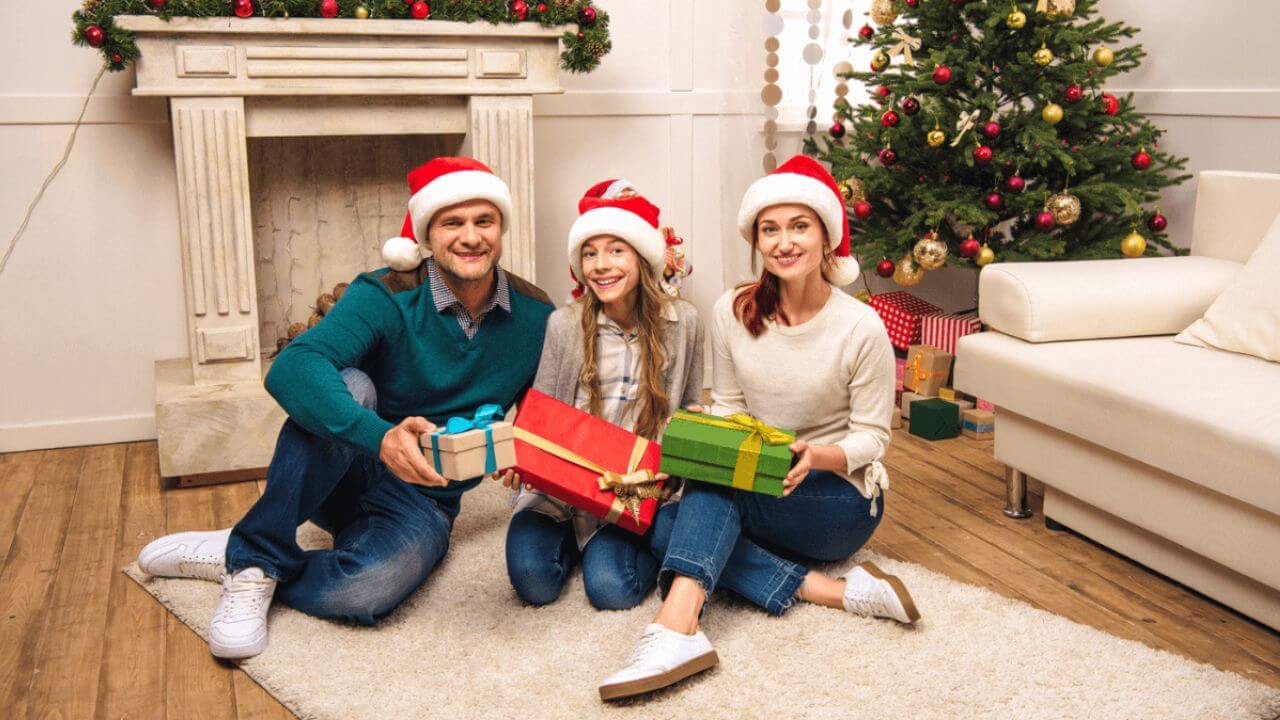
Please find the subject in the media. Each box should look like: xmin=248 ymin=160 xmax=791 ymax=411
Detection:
xmin=783 ymin=440 xmax=813 ymax=496
xmin=683 ymin=403 xmax=705 ymax=413
xmin=499 ymin=468 xmax=532 ymax=491
xmin=380 ymin=417 xmax=448 ymax=487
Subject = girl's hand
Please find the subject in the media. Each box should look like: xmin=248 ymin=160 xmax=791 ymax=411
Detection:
xmin=783 ymin=440 xmax=813 ymax=496
xmin=655 ymin=472 xmax=670 ymax=482
xmin=683 ymin=403 xmax=705 ymax=414
xmin=499 ymin=469 xmax=531 ymax=491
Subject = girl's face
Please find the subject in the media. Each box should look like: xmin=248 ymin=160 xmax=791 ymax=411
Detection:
xmin=581 ymin=235 xmax=642 ymax=306
xmin=755 ymin=204 xmax=827 ymax=283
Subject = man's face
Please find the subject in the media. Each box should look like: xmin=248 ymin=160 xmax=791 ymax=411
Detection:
xmin=426 ymin=199 xmax=503 ymax=282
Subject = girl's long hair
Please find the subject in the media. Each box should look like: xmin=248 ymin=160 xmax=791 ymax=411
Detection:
xmin=577 ymin=260 xmax=670 ymax=441
xmin=733 ymin=217 xmax=835 ymax=337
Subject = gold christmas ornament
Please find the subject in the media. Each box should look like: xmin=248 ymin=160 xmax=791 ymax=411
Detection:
xmin=913 ymin=232 xmax=948 ymax=270
xmin=1120 ymin=230 xmax=1147 ymax=258
xmin=1093 ymin=46 xmax=1114 ymax=66
xmin=871 ymin=50 xmax=890 ymax=72
xmin=975 ymin=244 xmax=996 ymax=266
xmin=1037 ymin=0 xmax=1075 ymax=20
xmin=843 ymin=177 xmax=867 ymax=204
xmin=1042 ymin=102 xmax=1064 ymax=124
xmin=870 ymin=0 xmax=899 ymax=25
xmin=927 ymin=129 xmax=947 ymax=147
xmin=1044 ymin=191 xmax=1081 ymax=226
xmin=1006 ymin=9 xmax=1027 ymax=29
xmin=354 ymin=4 xmax=370 ymax=18
xmin=893 ymin=256 xmax=925 ymax=286
xmin=1033 ymin=44 xmax=1054 ymax=66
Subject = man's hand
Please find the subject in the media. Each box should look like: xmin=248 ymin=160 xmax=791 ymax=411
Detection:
xmin=380 ymin=417 xmax=449 ymax=487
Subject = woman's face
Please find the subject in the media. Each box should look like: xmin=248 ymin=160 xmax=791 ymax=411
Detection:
xmin=581 ymin=235 xmax=642 ymax=306
xmin=756 ymin=204 xmax=827 ymax=283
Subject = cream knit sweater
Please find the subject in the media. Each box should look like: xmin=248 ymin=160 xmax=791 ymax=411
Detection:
xmin=709 ymin=286 xmax=896 ymax=499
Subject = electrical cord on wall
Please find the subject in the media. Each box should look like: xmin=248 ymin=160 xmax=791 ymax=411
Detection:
xmin=0 ymin=65 xmax=107 ymax=281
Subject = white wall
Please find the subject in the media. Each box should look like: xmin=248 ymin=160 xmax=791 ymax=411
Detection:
xmin=2 ymin=1 xmax=1278 ymax=452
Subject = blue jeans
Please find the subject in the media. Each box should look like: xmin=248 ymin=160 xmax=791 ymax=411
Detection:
xmin=226 ymin=368 xmax=456 ymax=626
xmin=652 ymin=470 xmax=883 ymax=616
xmin=505 ymin=510 xmax=659 ymax=610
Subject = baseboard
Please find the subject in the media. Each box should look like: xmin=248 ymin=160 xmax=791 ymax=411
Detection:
xmin=0 ymin=413 xmax=155 ymax=453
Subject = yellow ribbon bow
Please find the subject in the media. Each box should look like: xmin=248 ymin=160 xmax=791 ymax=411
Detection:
xmin=949 ymin=109 xmax=981 ymax=148
xmin=671 ymin=412 xmax=793 ymax=491
xmin=888 ymin=28 xmax=921 ymax=65
xmin=905 ymin=351 xmax=946 ymax=391
xmin=512 ymin=427 xmax=661 ymax=524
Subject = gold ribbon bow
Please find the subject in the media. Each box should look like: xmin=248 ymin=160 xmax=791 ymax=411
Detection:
xmin=512 ymin=427 xmax=661 ymax=524
xmin=905 ymin=352 xmax=945 ymax=391
xmin=671 ymin=412 xmax=793 ymax=491
xmin=949 ymin=110 xmax=981 ymax=148
xmin=888 ymin=28 xmax=921 ymax=66
xmin=1036 ymin=0 xmax=1047 ymax=10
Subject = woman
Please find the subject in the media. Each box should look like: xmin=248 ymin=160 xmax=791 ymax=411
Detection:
xmin=598 ymin=155 xmax=919 ymax=701
xmin=502 ymin=186 xmax=704 ymax=610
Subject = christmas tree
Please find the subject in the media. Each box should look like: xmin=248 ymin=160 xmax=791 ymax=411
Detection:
xmin=806 ymin=0 xmax=1189 ymax=286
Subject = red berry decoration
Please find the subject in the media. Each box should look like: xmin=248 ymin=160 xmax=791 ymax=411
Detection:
xmin=1148 ymin=212 xmax=1168 ymax=232
xmin=84 ymin=25 xmax=105 ymax=47
xmin=933 ymin=65 xmax=952 ymax=85
xmin=876 ymin=259 xmax=896 ymax=278
xmin=1006 ymin=175 xmax=1025 ymax=193
xmin=1064 ymin=84 xmax=1084 ymax=104
xmin=878 ymin=148 xmax=898 ymax=166
xmin=984 ymin=192 xmax=1004 ymax=211
xmin=578 ymin=5 xmax=597 ymax=25
xmin=959 ymin=236 xmax=981 ymax=259
xmin=905 ymin=0 xmax=919 ymax=6
xmin=1132 ymin=150 xmax=1152 ymax=171
xmin=983 ymin=121 xmax=1001 ymax=139
xmin=233 ymin=0 xmax=254 ymax=18
xmin=1101 ymin=93 xmax=1119 ymax=116
xmin=901 ymin=96 xmax=920 ymax=115
xmin=1035 ymin=211 xmax=1056 ymax=231
xmin=859 ymin=24 xmax=874 ymax=40
xmin=112 ymin=53 xmax=123 ymax=63
xmin=876 ymin=85 xmax=890 ymax=99
xmin=973 ymin=145 xmax=993 ymax=164
xmin=881 ymin=110 xmax=900 ymax=128
xmin=853 ymin=201 xmax=873 ymax=220
xmin=411 ymin=0 xmax=429 ymax=18
xmin=536 ymin=2 xmax=547 ymax=11
xmin=511 ymin=0 xmax=528 ymax=20
xmin=149 ymin=0 xmax=167 ymax=7
xmin=320 ymin=0 xmax=338 ymax=18
xmin=830 ymin=122 xmax=847 ymax=139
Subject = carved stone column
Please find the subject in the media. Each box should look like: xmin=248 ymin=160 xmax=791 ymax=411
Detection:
xmin=466 ymin=95 xmax=535 ymax=280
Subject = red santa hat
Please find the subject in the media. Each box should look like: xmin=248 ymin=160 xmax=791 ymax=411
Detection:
xmin=567 ymin=193 xmax=667 ymax=285
xmin=581 ymin=178 xmax=639 ymax=201
xmin=736 ymin=154 xmax=860 ymax=287
xmin=381 ymin=157 xmax=515 ymax=271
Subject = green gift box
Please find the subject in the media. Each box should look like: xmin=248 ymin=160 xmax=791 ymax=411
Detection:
xmin=659 ymin=411 xmax=795 ymax=496
xmin=908 ymin=398 xmax=960 ymax=441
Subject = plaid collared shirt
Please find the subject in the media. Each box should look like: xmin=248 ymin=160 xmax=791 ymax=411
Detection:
xmin=426 ymin=257 xmax=511 ymax=339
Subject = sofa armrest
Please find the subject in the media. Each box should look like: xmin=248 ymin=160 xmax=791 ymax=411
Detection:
xmin=978 ymin=256 xmax=1241 ymax=343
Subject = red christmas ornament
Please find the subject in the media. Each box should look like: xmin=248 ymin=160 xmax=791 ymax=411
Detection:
xmin=830 ymin=122 xmax=847 ymax=139
xmin=536 ymin=2 xmax=547 ymax=12
xmin=411 ymin=1 xmax=429 ymax=18
xmin=876 ymin=258 xmax=896 ymax=278
xmin=233 ymin=0 xmax=253 ymax=18
xmin=878 ymin=148 xmax=898 ymax=166
xmin=959 ymin=236 xmax=981 ymax=259
xmin=1148 ymin=213 xmax=1168 ymax=232
xmin=853 ymin=201 xmax=873 ymax=220
xmin=1132 ymin=150 xmax=1152 ymax=171
xmin=881 ymin=110 xmax=900 ymax=128
xmin=973 ymin=145 xmax=993 ymax=164
xmin=984 ymin=192 xmax=1004 ymax=211
xmin=1064 ymin=84 xmax=1084 ymax=104
xmin=511 ymin=0 xmax=528 ymax=20
xmin=149 ymin=0 xmax=167 ymax=8
xmin=111 ymin=52 xmax=123 ymax=63
xmin=1006 ymin=175 xmax=1025 ymax=193
xmin=905 ymin=0 xmax=919 ymax=7
xmin=901 ymin=96 xmax=920 ymax=115
xmin=83 ymin=25 xmax=105 ymax=47
xmin=859 ymin=24 xmax=874 ymax=40
xmin=1101 ymin=93 xmax=1119 ymax=116
xmin=876 ymin=85 xmax=890 ymax=99
xmin=983 ymin=121 xmax=1001 ymax=139
xmin=578 ymin=5 xmax=597 ymax=25
xmin=320 ymin=0 xmax=338 ymax=18
xmin=932 ymin=65 xmax=952 ymax=85
xmin=1035 ymin=211 xmax=1056 ymax=231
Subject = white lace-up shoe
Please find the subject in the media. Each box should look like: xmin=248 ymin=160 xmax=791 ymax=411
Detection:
xmin=598 ymin=623 xmax=719 ymax=701
xmin=137 ymin=528 xmax=232 ymax=582
xmin=208 ymin=567 xmax=277 ymax=659
xmin=842 ymin=561 xmax=921 ymax=624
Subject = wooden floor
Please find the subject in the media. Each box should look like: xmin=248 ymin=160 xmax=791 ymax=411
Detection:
xmin=2 ymin=434 xmax=1278 ymax=719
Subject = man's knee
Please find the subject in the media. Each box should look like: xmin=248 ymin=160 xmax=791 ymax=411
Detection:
xmin=313 ymin=547 xmax=440 ymax=625
xmin=340 ymin=368 xmax=377 ymax=410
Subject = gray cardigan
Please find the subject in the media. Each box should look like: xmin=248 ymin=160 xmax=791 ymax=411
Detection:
xmin=530 ymin=298 xmax=705 ymax=422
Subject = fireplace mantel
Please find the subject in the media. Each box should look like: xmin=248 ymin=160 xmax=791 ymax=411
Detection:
xmin=119 ymin=16 xmax=565 ymax=479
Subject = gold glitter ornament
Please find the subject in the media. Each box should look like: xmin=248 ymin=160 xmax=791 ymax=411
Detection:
xmin=1044 ymin=191 xmax=1081 ymax=226
xmin=843 ymin=177 xmax=867 ymax=204
xmin=913 ymin=232 xmax=948 ymax=270
xmin=354 ymin=4 xmax=370 ymax=18
xmin=975 ymin=244 xmax=996 ymax=266
xmin=1006 ymin=9 xmax=1027 ymax=29
xmin=927 ymin=129 xmax=947 ymax=147
xmin=1093 ymin=46 xmax=1114 ymax=66
xmin=893 ymin=256 xmax=925 ymax=286
xmin=1042 ymin=102 xmax=1064 ymax=124
xmin=1039 ymin=0 xmax=1075 ymax=20
xmin=870 ymin=0 xmax=899 ymax=25
xmin=1120 ymin=230 xmax=1147 ymax=258
xmin=871 ymin=50 xmax=890 ymax=72
xmin=1033 ymin=43 xmax=1054 ymax=66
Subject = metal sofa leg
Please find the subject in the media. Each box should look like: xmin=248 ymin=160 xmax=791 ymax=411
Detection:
xmin=1004 ymin=467 xmax=1032 ymax=519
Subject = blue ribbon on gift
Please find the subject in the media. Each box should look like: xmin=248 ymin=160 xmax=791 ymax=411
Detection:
xmin=430 ymin=404 xmax=503 ymax=478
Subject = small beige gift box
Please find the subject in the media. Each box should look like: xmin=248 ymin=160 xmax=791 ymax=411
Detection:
xmin=419 ymin=420 xmax=516 ymax=482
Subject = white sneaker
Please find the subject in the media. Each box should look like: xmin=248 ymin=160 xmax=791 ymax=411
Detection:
xmin=208 ymin=567 xmax=277 ymax=659
xmin=842 ymin=561 xmax=921 ymax=625
xmin=598 ymin=623 xmax=719 ymax=701
xmin=137 ymin=528 xmax=232 ymax=582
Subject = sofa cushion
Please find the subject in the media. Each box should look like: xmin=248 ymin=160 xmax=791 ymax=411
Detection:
xmin=955 ymin=332 xmax=1280 ymax=516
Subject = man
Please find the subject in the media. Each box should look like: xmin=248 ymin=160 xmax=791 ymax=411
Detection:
xmin=137 ymin=157 xmax=554 ymax=659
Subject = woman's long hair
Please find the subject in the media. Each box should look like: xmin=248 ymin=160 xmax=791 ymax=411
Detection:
xmin=577 ymin=260 xmax=670 ymax=441
xmin=733 ymin=217 xmax=836 ymax=337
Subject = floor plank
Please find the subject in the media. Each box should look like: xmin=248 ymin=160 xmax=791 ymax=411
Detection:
xmin=0 ymin=450 xmax=45 ymax=566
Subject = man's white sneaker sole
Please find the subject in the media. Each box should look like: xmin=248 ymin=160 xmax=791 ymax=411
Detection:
xmin=136 ymin=528 xmax=231 ymax=582
xmin=598 ymin=649 xmax=720 ymax=701
xmin=209 ymin=626 xmax=269 ymax=660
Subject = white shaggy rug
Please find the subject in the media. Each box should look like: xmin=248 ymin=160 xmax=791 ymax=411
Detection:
xmin=126 ymin=481 xmax=1280 ymax=720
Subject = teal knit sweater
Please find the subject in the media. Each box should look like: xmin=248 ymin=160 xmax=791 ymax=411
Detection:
xmin=264 ymin=265 xmax=553 ymax=498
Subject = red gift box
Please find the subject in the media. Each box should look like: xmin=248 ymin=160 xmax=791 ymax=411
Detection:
xmin=513 ymin=389 xmax=663 ymax=535
xmin=921 ymin=312 xmax=983 ymax=355
xmin=869 ymin=291 xmax=944 ymax=351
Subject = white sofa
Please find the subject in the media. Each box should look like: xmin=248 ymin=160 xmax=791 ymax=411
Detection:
xmin=955 ymin=171 xmax=1280 ymax=631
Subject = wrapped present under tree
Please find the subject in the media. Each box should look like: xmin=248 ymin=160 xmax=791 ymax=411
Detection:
xmin=909 ymin=399 xmax=961 ymax=441
xmin=904 ymin=344 xmax=952 ymax=396
xmin=869 ymin=291 xmax=943 ymax=351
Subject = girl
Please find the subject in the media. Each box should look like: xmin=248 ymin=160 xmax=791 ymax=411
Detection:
xmin=598 ymin=155 xmax=919 ymax=701
xmin=502 ymin=186 xmax=704 ymax=610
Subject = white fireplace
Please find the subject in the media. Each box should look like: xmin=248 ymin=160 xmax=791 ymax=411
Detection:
xmin=115 ymin=15 xmax=566 ymax=480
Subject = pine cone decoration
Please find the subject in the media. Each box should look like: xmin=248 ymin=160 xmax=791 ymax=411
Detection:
xmin=275 ymin=281 xmax=349 ymax=355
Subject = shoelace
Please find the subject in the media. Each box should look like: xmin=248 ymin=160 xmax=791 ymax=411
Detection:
xmin=625 ymin=630 xmax=665 ymax=666
xmin=219 ymin=574 xmax=275 ymax=616
xmin=178 ymin=552 xmax=224 ymax=579
xmin=844 ymin=588 xmax=884 ymax=617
